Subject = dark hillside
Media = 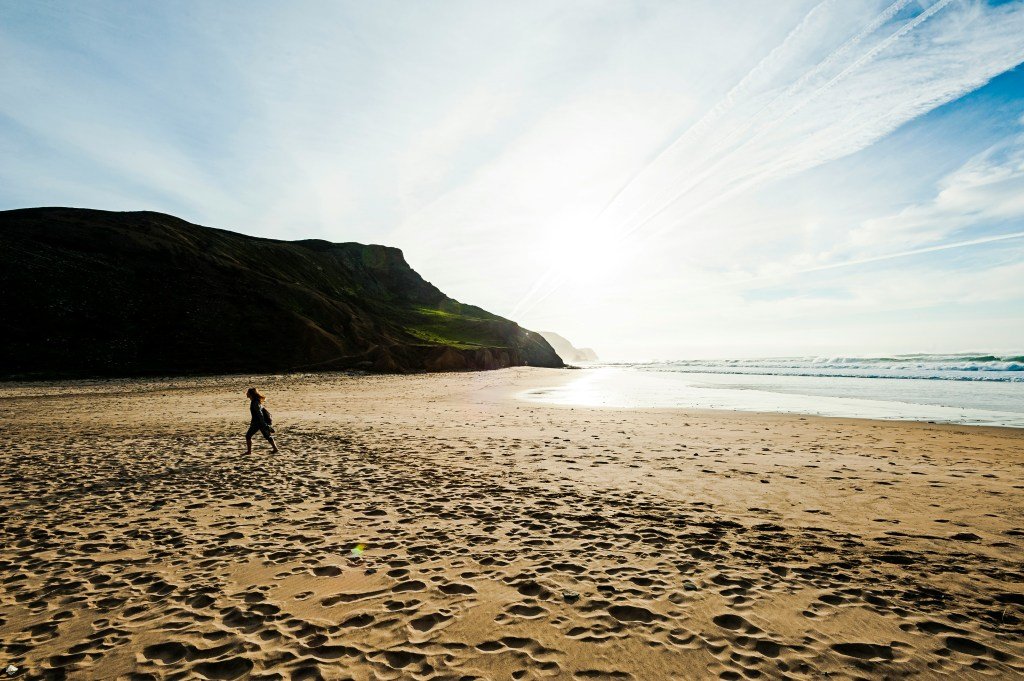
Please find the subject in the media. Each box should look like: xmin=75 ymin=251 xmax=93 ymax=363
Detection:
xmin=0 ymin=208 xmax=563 ymax=378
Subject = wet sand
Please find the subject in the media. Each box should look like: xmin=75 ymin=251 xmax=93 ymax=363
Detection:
xmin=0 ymin=368 xmax=1021 ymax=680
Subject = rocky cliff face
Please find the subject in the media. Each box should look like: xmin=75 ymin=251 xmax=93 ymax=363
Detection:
xmin=0 ymin=208 xmax=564 ymax=378
xmin=538 ymin=331 xmax=599 ymax=363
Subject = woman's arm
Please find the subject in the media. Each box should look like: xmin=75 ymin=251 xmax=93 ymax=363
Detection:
xmin=251 ymin=400 xmax=266 ymax=426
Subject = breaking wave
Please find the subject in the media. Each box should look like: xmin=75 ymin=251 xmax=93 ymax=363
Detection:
xmin=613 ymin=353 xmax=1024 ymax=382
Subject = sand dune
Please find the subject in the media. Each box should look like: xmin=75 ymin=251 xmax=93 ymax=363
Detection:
xmin=0 ymin=368 xmax=1021 ymax=680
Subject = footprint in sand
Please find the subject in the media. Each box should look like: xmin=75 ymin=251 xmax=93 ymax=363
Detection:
xmin=311 ymin=565 xmax=342 ymax=577
xmin=340 ymin=612 xmax=375 ymax=628
xmin=574 ymin=670 xmax=633 ymax=680
xmin=142 ymin=641 xmax=190 ymax=664
xmin=436 ymin=578 xmax=476 ymax=595
xmin=391 ymin=579 xmax=427 ymax=593
xmin=830 ymin=641 xmax=911 ymax=662
xmin=409 ymin=611 xmax=453 ymax=632
xmin=607 ymin=604 xmax=662 ymax=624
xmin=507 ymin=603 xmax=548 ymax=618
xmin=191 ymin=656 xmax=253 ymax=680
xmin=712 ymin=613 xmax=761 ymax=634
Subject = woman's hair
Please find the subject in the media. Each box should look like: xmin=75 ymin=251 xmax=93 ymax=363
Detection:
xmin=246 ymin=387 xmax=265 ymax=403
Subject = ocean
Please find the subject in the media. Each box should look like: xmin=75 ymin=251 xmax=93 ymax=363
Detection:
xmin=519 ymin=353 xmax=1024 ymax=428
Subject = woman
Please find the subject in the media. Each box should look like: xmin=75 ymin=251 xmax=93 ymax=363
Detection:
xmin=245 ymin=387 xmax=279 ymax=454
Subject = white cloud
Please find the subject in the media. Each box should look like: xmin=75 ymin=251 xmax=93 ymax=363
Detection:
xmin=845 ymin=132 xmax=1024 ymax=254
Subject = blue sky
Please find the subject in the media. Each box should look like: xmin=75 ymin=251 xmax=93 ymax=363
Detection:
xmin=2 ymin=0 xmax=1023 ymax=358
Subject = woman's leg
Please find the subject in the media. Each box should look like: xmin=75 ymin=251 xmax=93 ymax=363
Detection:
xmin=245 ymin=424 xmax=258 ymax=454
xmin=262 ymin=426 xmax=279 ymax=453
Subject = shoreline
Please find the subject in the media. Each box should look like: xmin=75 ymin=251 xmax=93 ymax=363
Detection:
xmin=3 ymin=365 xmax=1023 ymax=432
xmin=517 ymin=365 xmax=1024 ymax=429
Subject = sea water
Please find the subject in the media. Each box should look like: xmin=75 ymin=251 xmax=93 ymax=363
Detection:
xmin=519 ymin=354 xmax=1024 ymax=428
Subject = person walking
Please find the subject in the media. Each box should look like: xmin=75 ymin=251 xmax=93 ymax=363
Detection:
xmin=245 ymin=387 xmax=279 ymax=454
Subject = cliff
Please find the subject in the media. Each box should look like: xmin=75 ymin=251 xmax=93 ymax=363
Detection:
xmin=0 ymin=207 xmax=564 ymax=378
xmin=538 ymin=331 xmax=599 ymax=363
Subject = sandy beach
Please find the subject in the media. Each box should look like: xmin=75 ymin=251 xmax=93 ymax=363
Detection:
xmin=0 ymin=367 xmax=1021 ymax=680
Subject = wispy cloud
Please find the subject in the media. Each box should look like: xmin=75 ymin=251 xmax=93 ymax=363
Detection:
xmin=846 ymin=132 xmax=1024 ymax=251
xmin=509 ymin=0 xmax=1024 ymax=318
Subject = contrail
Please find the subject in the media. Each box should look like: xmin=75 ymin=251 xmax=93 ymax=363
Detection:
xmin=788 ymin=230 xmax=1024 ymax=275
xmin=601 ymin=0 xmax=914 ymax=240
xmin=613 ymin=0 xmax=954 ymax=247
xmin=708 ymin=231 xmax=1024 ymax=293
xmin=746 ymin=0 xmax=954 ymax=137
xmin=584 ymin=0 xmax=836 ymax=224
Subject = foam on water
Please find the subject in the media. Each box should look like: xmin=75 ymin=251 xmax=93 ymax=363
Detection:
xmin=620 ymin=353 xmax=1024 ymax=382
xmin=520 ymin=354 xmax=1024 ymax=427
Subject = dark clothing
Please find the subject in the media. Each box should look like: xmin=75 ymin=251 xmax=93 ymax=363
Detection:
xmin=250 ymin=399 xmax=266 ymax=427
xmin=246 ymin=422 xmax=273 ymax=441
xmin=248 ymin=399 xmax=272 ymax=441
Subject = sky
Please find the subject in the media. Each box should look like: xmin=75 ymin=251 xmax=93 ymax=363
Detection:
xmin=2 ymin=0 xmax=1024 ymax=360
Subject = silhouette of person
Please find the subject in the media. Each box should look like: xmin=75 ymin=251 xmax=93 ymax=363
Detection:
xmin=245 ymin=387 xmax=279 ymax=454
